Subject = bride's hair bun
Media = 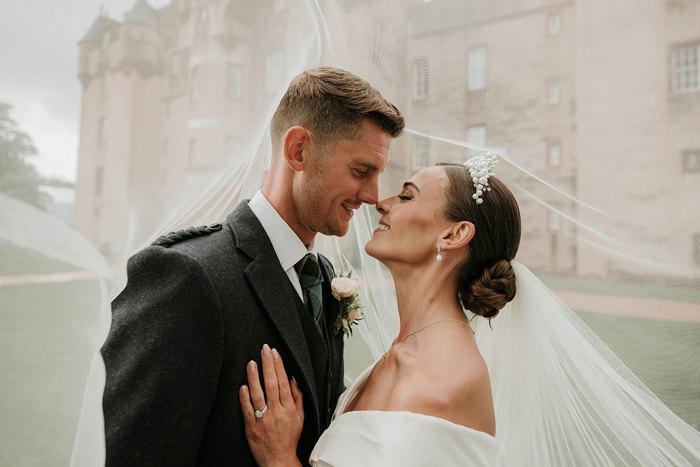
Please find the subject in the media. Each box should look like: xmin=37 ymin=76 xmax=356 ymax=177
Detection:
xmin=437 ymin=163 xmax=522 ymax=320
xmin=461 ymin=260 xmax=516 ymax=319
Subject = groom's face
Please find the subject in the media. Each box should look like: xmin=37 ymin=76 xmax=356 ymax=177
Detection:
xmin=298 ymin=119 xmax=391 ymax=237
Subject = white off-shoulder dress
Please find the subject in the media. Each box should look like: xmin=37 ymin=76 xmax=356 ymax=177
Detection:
xmin=309 ymin=363 xmax=499 ymax=466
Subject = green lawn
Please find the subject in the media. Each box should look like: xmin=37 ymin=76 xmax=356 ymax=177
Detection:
xmin=538 ymin=273 xmax=700 ymax=304
xmin=573 ymin=309 xmax=700 ymax=431
xmin=0 ymin=241 xmax=79 ymax=276
xmin=1 ymin=242 xmax=698 ymax=464
xmin=0 ymin=280 xmax=103 ymax=467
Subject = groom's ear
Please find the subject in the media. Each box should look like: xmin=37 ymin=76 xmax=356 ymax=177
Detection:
xmin=283 ymin=126 xmax=312 ymax=172
xmin=441 ymin=221 xmax=475 ymax=251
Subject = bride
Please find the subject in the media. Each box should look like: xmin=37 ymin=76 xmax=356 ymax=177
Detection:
xmin=238 ymin=155 xmax=700 ymax=466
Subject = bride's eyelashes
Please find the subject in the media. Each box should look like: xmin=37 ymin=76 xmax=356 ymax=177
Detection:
xmin=398 ymin=194 xmax=413 ymax=201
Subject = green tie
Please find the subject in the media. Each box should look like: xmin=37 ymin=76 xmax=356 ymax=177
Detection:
xmin=294 ymin=253 xmax=323 ymax=329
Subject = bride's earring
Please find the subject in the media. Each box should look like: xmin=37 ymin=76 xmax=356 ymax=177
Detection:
xmin=436 ymin=245 xmax=443 ymax=262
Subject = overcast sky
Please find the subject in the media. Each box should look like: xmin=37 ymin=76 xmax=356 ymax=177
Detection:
xmin=1 ymin=0 xmax=169 ymax=181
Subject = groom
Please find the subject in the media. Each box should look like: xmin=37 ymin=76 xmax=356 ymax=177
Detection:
xmin=101 ymin=67 xmax=404 ymax=466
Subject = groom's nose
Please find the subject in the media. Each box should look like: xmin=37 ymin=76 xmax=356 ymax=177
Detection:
xmin=358 ymin=177 xmax=380 ymax=205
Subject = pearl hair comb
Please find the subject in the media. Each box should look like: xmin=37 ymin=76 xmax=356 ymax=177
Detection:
xmin=463 ymin=152 xmax=498 ymax=204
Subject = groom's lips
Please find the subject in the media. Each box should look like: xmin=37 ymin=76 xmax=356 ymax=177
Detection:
xmin=341 ymin=202 xmax=357 ymax=219
xmin=342 ymin=202 xmax=360 ymax=210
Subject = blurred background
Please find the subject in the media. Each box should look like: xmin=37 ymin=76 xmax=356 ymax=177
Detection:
xmin=1 ymin=0 xmax=699 ymax=465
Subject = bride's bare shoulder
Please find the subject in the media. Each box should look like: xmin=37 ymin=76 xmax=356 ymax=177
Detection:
xmin=388 ymin=346 xmax=495 ymax=434
xmin=390 ymin=350 xmax=490 ymax=409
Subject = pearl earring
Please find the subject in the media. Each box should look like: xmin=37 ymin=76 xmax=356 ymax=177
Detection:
xmin=436 ymin=245 xmax=443 ymax=262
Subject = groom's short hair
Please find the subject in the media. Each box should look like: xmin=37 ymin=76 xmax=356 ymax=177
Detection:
xmin=270 ymin=67 xmax=404 ymax=157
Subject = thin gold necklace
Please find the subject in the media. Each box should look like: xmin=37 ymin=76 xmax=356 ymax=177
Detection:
xmin=380 ymin=319 xmax=474 ymax=360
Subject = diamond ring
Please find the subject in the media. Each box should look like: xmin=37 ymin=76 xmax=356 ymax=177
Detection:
xmin=254 ymin=405 xmax=268 ymax=419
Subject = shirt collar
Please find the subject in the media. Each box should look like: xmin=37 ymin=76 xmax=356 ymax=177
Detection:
xmin=248 ymin=190 xmax=317 ymax=271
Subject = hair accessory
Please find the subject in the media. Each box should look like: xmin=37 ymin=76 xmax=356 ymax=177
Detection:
xmin=463 ymin=152 xmax=498 ymax=204
xmin=436 ymin=245 xmax=443 ymax=262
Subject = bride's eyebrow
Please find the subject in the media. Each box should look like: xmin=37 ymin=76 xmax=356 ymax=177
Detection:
xmin=402 ymin=181 xmax=420 ymax=193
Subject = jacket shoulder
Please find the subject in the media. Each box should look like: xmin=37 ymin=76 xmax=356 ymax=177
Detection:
xmin=151 ymin=223 xmax=223 ymax=248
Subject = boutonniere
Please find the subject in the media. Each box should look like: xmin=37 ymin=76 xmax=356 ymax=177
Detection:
xmin=331 ymin=273 xmax=363 ymax=337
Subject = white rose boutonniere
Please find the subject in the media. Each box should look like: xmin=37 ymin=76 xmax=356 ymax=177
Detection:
xmin=331 ymin=273 xmax=363 ymax=336
xmin=331 ymin=277 xmax=360 ymax=300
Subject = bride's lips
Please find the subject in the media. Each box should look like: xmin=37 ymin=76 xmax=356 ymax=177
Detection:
xmin=374 ymin=221 xmax=390 ymax=234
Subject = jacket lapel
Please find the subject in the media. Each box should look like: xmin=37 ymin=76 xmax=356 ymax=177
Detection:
xmin=318 ymin=255 xmax=344 ymax=423
xmin=319 ymin=256 xmax=339 ymax=339
xmin=226 ymin=201 xmax=322 ymax=428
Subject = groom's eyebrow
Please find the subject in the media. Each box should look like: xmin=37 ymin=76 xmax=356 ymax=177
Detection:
xmin=402 ymin=182 xmax=420 ymax=193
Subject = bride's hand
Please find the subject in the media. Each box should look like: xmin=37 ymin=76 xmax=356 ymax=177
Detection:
xmin=239 ymin=344 xmax=304 ymax=467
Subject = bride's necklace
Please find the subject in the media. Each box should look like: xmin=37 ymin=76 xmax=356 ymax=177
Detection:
xmin=380 ymin=319 xmax=475 ymax=360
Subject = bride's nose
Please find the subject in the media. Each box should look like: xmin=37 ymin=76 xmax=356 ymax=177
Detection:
xmin=375 ymin=196 xmax=392 ymax=215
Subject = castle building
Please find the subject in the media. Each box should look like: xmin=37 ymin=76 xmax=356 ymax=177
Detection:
xmin=75 ymin=0 xmax=700 ymax=279
xmin=75 ymin=0 xmax=316 ymax=257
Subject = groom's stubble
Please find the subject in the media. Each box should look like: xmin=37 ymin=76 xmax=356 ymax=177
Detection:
xmin=294 ymin=153 xmax=349 ymax=238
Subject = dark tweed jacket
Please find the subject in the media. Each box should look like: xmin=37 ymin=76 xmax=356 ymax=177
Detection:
xmin=102 ymin=201 xmax=345 ymax=466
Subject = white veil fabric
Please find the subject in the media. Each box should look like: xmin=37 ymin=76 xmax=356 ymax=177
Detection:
xmin=2 ymin=0 xmax=700 ymax=466
xmin=477 ymin=262 xmax=700 ymax=466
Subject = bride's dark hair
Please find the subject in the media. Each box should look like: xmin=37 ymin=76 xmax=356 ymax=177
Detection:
xmin=438 ymin=163 xmax=522 ymax=319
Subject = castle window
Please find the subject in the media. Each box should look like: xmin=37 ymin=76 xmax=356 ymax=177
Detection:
xmin=99 ymin=117 xmax=108 ymax=143
xmin=94 ymin=167 xmax=103 ymax=195
xmin=548 ymin=13 xmax=561 ymax=35
xmin=548 ymin=210 xmax=560 ymax=231
xmin=548 ymin=143 xmax=561 ymax=167
xmin=468 ymin=47 xmax=487 ymax=91
xmin=228 ymin=66 xmax=242 ymax=99
xmin=191 ymin=67 xmax=201 ymax=100
xmin=265 ymin=50 xmax=285 ymax=94
xmin=413 ymin=58 xmax=428 ymax=100
xmin=683 ymin=149 xmax=700 ymax=172
xmin=102 ymin=31 xmax=111 ymax=49
xmin=672 ymin=43 xmax=700 ymax=93
xmin=188 ymin=139 xmax=196 ymax=166
xmin=171 ymin=54 xmax=181 ymax=76
xmin=197 ymin=8 xmax=209 ymax=35
xmin=413 ymin=136 xmax=429 ymax=170
xmin=467 ymin=125 xmax=486 ymax=157
xmin=549 ymin=83 xmax=560 ymax=104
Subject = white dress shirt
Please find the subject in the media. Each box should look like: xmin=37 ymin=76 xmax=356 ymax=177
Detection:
xmin=248 ymin=190 xmax=317 ymax=301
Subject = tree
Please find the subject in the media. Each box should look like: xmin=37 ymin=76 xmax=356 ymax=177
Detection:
xmin=0 ymin=102 xmax=50 ymax=209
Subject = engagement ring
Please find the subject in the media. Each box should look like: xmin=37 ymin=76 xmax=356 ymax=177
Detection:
xmin=254 ymin=405 xmax=268 ymax=419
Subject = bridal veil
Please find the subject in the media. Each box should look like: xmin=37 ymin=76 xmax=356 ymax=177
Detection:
xmin=1 ymin=0 xmax=699 ymax=465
